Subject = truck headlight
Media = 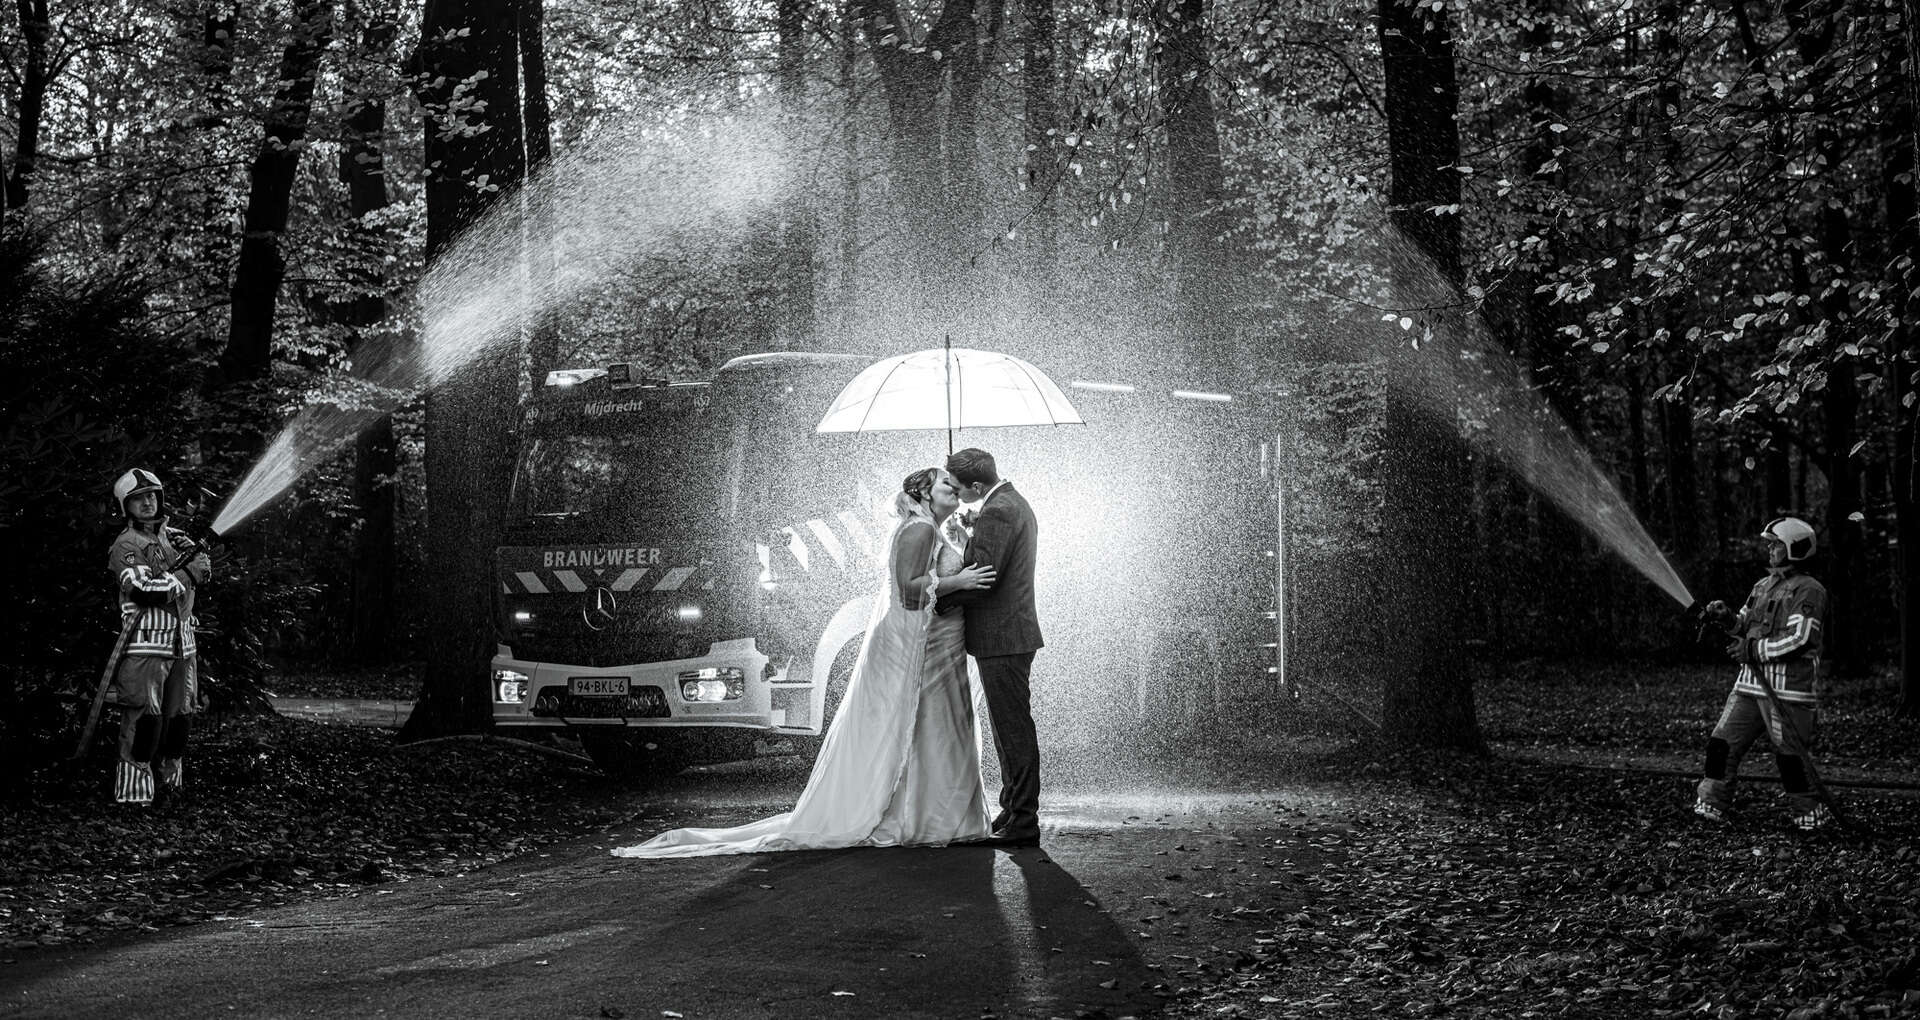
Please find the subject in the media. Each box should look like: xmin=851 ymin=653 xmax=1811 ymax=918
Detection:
xmin=677 ymin=667 xmax=744 ymax=701
xmin=493 ymin=667 xmax=530 ymax=704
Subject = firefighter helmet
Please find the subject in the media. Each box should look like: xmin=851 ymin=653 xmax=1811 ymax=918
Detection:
xmin=1760 ymin=516 xmax=1816 ymax=562
xmin=113 ymin=468 xmax=165 ymax=514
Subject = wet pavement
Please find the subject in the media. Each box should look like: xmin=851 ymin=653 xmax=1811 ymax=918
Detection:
xmin=0 ymin=757 xmax=1348 ymax=1020
xmin=268 ymin=697 xmax=413 ymax=728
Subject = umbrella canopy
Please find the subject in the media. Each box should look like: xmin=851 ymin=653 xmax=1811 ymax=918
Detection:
xmin=815 ymin=344 xmax=1085 ymax=453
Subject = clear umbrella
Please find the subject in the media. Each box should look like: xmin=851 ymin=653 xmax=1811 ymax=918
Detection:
xmin=815 ymin=338 xmax=1085 ymax=455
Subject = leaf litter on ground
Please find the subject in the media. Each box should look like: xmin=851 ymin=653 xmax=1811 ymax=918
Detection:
xmin=0 ymin=712 xmax=651 ymax=955
xmin=1 ymin=659 xmax=1915 ymax=1020
xmin=1155 ymin=660 xmax=1920 ymax=1019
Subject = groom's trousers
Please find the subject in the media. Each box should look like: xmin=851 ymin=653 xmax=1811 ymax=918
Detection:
xmin=977 ymin=651 xmax=1040 ymax=836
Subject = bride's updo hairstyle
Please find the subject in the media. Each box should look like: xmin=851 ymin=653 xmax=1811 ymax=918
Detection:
xmin=893 ymin=467 xmax=940 ymax=520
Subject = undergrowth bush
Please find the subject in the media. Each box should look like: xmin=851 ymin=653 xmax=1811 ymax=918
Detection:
xmin=0 ymin=227 xmax=317 ymax=798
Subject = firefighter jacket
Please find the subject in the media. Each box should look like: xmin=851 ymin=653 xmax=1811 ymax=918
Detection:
xmin=1731 ymin=567 xmax=1826 ymax=707
xmin=109 ymin=520 xmax=200 ymax=659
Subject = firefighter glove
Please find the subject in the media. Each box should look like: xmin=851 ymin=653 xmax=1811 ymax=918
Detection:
xmin=185 ymin=552 xmax=212 ymax=585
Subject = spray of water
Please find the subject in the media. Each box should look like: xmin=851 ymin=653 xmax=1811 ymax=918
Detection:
xmin=212 ymin=108 xmax=798 ymax=536
xmin=1369 ymin=223 xmax=1695 ymax=608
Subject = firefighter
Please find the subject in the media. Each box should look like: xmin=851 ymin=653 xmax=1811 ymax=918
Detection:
xmin=1693 ymin=516 xmax=1833 ymax=831
xmin=103 ymin=468 xmax=211 ymax=805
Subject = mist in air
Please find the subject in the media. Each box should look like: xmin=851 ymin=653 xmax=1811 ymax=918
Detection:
xmin=214 ymin=108 xmax=797 ymax=536
xmin=205 ymin=78 xmax=1693 ymax=787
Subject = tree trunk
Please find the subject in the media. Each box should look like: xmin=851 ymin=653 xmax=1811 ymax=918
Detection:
xmin=1820 ymin=347 xmax=1861 ymax=673
xmin=200 ymin=5 xmax=238 ymax=111
xmin=181 ymin=3 xmax=238 ymax=337
xmin=1652 ymin=0 xmax=1701 ymax=561
xmin=1781 ymin=0 xmax=1861 ymax=676
xmin=852 ymin=0 xmax=1003 ymax=316
xmin=519 ymin=0 xmax=551 ymax=198
xmin=5 ymin=0 xmax=50 ymax=210
xmin=342 ymin=1 xmax=399 ymax=663
xmin=1511 ymin=0 xmax=1587 ymax=633
xmin=1659 ymin=394 xmax=1702 ymax=554
xmin=1021 ymin=0 xmax=1059 ymax=291
xmin=1375 ymin=0 xmax=1481 ymax=752
xmin=837 ymin=0 xmax=861 ymax=340
xmin=944 ymin=0 xmax=1004 ymax=267
xmin=1153 ymin=0 xmax=1228 ymax=365
xmin=1517 ymin=0 xmax=1575 ymax=419
xmin=1627 ymin=361 xmax=1650 ymax=521
xmin=1765 ymin=442 xmax=1793 ymax=516
xmin=775 ymin=0 xmax=817 ymax=348
xmin=403 ymin=0 xmax=527 ymax=740
xmin=855 ymin=0 xmax=954 ymax=266
xmin=1899 ymin=0 xmax=1920 ymax=716
xmin=219 ymin=0 xmax=334 ymax=389
xmin=520 ymin=0 xmax=562 ymax=380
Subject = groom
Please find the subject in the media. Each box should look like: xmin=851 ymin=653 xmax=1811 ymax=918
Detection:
xmin=939 ymin=448 xmax=1043 ymax=848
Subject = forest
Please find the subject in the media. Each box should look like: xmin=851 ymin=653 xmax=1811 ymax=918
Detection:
xmin=4 ymin=0 xmax=1920 ymax=771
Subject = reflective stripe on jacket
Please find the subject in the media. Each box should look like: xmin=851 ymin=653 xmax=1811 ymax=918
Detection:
xmin=109 ymin=523 xmax=196 ymax=658
xmin=1731 ymin=568 xmax=1825 ymax=706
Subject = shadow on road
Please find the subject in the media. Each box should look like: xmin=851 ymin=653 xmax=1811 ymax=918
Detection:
xmin=1000 ymin=847 xmax=1160 ymax=1018
xmin=631 ymin=842 xmax=1158 ymax=1018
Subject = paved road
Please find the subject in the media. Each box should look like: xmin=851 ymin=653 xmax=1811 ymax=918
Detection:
xmin=1 ymin=761 xmax=1344 ymax=1020
xmin=269 ymin=697 xmax=414 ymax=728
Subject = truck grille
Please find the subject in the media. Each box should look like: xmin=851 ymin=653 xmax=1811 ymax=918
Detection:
xmin=508 ymin=634 xmax=699 ymax=668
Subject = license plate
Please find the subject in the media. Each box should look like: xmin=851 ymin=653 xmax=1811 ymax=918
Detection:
xmin=569 ymin=676 xmax=629 ymax=696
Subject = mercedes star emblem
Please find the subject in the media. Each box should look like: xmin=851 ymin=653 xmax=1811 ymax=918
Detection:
xmin=581 ymin=585 xmax=618 ymax=631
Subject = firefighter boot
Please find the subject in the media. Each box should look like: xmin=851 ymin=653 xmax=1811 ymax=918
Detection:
xmin=1778 ymin=756 xmax=1832 ymax=832
xmin=156 ymin=714 xmax=190 ymax=795
xmin=156 ymin=758 xmax=184 ymax=794
xmin=1693 ymin=738 xmax=1734 ymax=823
xmin=115 ymin=760 xmax=155 ymax=806
xmin=1792 ymin=803 xmax=1835 ymax=832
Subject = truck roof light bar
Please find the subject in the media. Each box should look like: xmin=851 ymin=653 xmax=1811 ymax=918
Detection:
xmin=545 ymin=368 xmax=608 ymax=387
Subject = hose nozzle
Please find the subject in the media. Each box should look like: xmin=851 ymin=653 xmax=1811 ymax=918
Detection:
xmin=1685 ymin=598 xmax=1736 ymax=643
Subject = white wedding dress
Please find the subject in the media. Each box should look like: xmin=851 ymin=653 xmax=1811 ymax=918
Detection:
xmin=611 ymin=514 xmax=992 ymax=857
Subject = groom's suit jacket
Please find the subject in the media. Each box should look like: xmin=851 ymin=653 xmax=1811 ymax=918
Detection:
xmin=940 ymin=482 xmax=1043 ymax=657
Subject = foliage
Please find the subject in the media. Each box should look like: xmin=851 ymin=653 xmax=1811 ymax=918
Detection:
xmin=7 ymin=0 xmax=1919 ymax=751
xmin=0 ymin=226 xmax=197 ymax=777
xmin=0 ymin=227 xmax=319 ymax=786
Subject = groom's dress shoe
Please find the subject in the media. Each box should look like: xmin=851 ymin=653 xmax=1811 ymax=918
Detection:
xmin=979 ymin=831 xmax=1041 ymax=848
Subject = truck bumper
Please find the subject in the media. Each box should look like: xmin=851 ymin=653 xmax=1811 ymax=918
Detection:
xmin=491 ymin=638 xmax=799 ymax=731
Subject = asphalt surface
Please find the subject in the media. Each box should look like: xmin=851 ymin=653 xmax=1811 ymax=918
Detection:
xmin=1 ymin=759 xmax=1347 ymax=1020
xmin=269 ymin=697 xmax=415 ymax=728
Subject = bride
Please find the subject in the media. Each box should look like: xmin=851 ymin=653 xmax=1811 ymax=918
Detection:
xmin=611 ymin=468 xmax=997 ymax=857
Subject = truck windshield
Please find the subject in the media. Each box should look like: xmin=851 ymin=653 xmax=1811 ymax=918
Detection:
xmin=510 ymin=397 xmax=740 ymax=529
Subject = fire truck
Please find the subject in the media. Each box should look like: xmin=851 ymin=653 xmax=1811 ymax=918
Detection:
xmin=489 ymin=351 xmax=1295 ymax=775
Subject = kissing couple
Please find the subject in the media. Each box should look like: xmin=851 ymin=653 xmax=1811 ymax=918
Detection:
xmin=612 ymin=447 xmax=1044 ymax=857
